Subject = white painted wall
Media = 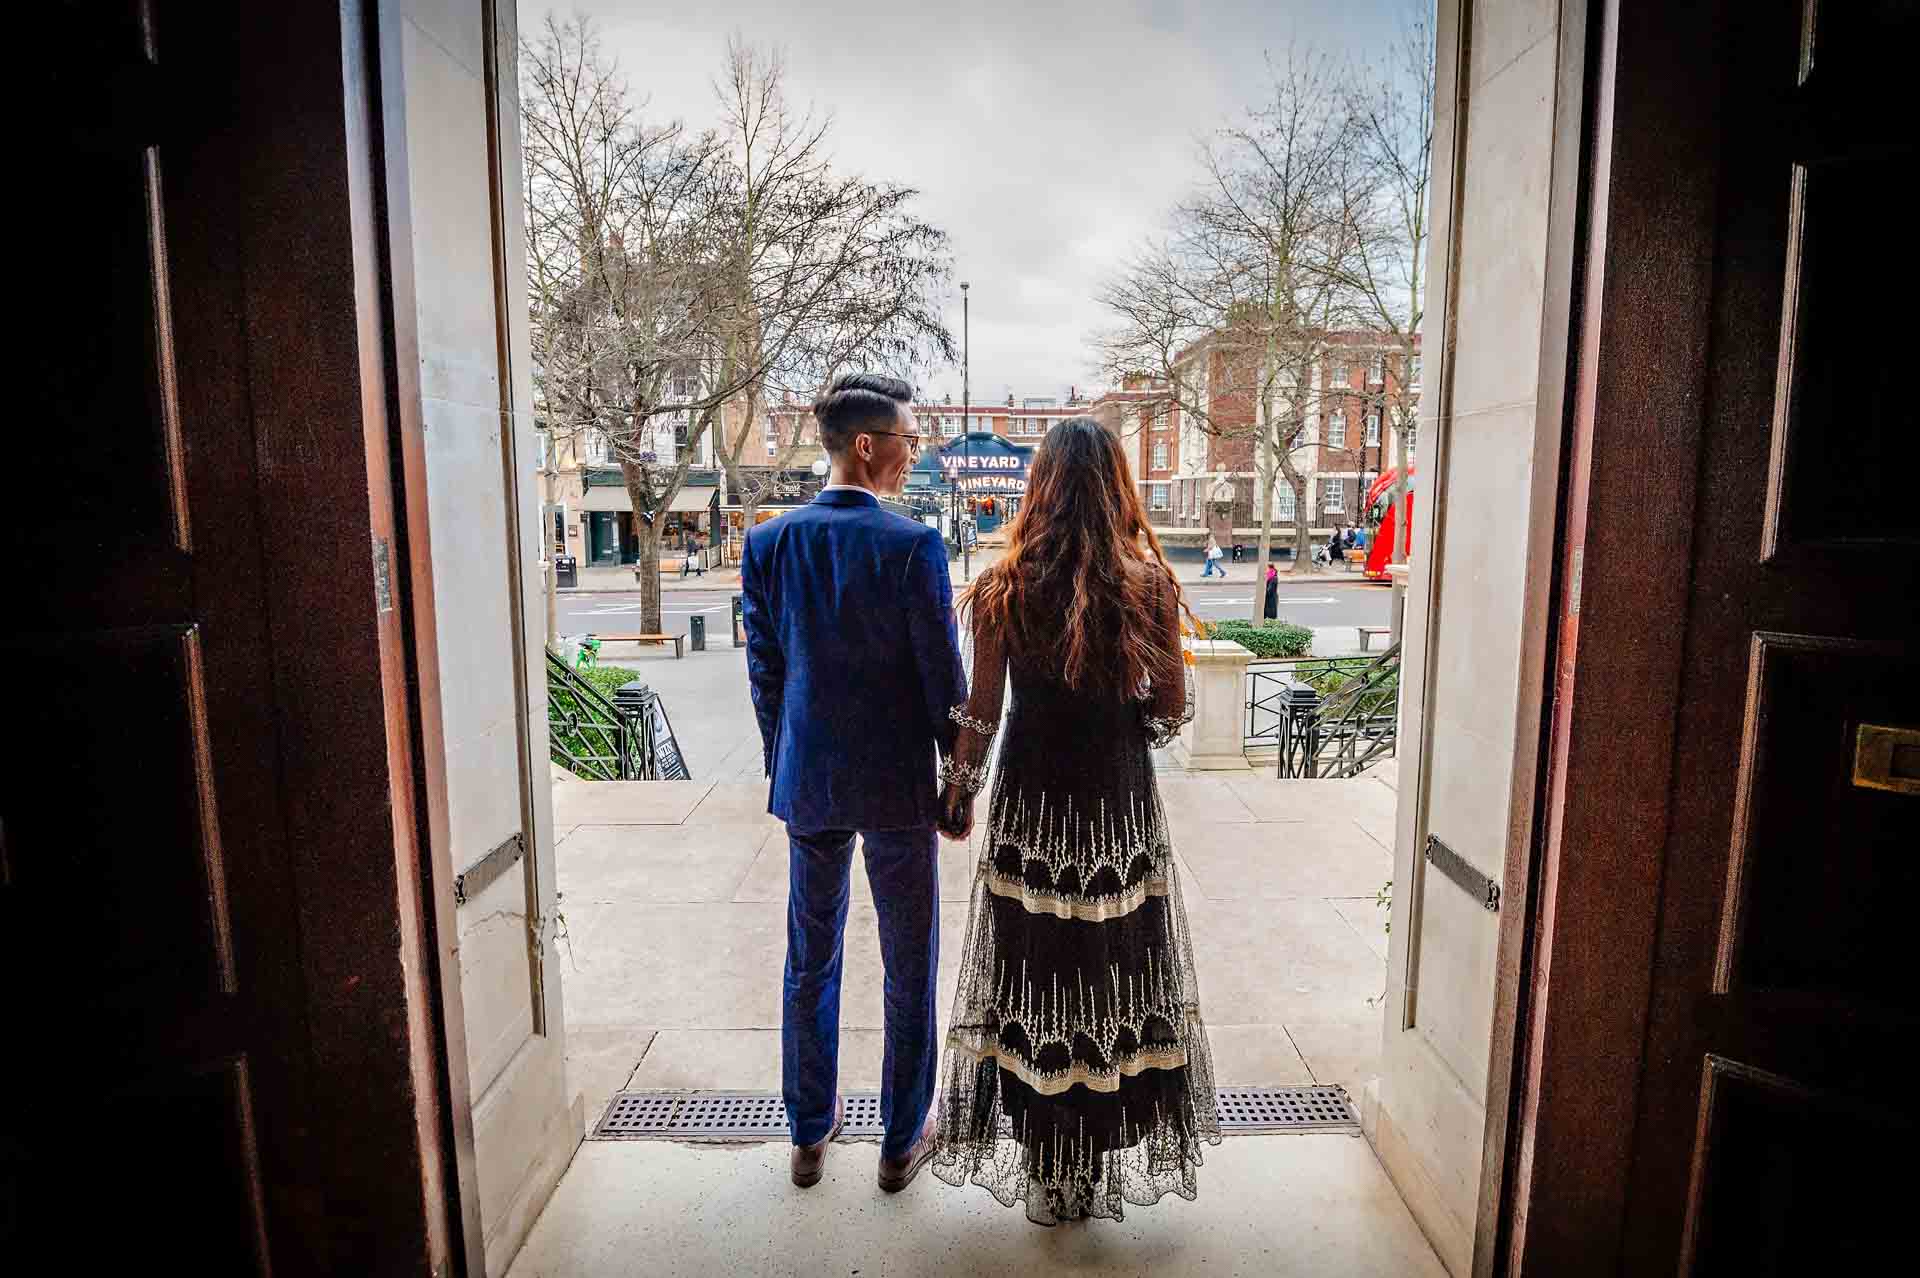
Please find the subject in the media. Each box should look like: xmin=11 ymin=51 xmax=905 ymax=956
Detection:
xmin=397 ymin=2 xmax=575 ymax=1272
xmin=1370 ymin=1 xmax=1573 ymax=1273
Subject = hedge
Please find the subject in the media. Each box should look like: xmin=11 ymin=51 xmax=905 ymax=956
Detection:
xmin=1200 ymin=618 xmax=1314 ymax=659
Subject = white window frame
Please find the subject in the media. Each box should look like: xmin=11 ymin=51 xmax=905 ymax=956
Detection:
xmin=1327 ymin=412 xmax=1345 ymax=449
xmin=1151 ymin=440 xmax=1169 ymax=470
xmin=1274 ymin=484 xmax=1297 ymax=522
xmin=1366 ymin=413 xmax=1382 ymax=446
xmin=1149 ymin=483 xmax=1170 ymax=511
xmin=585 ymin=428 xmax=611 ymax=465
xmin=1322 ymin=479 xmax=1345 ymax=514
xmin=1331 ymin=359 xmax=1350 ymax=386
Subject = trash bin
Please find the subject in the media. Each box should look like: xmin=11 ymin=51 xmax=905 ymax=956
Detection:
xmin=731 ymin=595 xmax=746 ymax=648
xmin=553 ymin=554 xmax=577 ymax=589
xmin=689 ymin=614 xmax=706 ymax=652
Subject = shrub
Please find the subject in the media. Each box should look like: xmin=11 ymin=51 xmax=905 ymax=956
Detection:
xmin=1201 ymin=617 xmax=1314 ymax=659
xmin=579 ymin=664 xmax=644 ymax=700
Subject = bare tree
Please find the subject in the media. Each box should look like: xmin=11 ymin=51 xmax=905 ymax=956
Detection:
xmin=524 ymin=25 xmax=954 ymax=632
xmin=523 ymin=15 xmax=747 ymax=635
xmin=1095 ymin=47 xmax=1361 ymax=621
xmin=702 ymin=38 xmax=954 ymax=535
xmin=1339 ymin=3 xmax=1434 ymax=564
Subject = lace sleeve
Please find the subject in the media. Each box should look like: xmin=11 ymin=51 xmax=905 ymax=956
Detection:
xmin=1142 ymin=571 xmax=1193 ymax=748
xmin=941 ymin=603 xmax=1006 ymax=797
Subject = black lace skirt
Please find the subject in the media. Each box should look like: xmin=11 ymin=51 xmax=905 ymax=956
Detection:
xmin=932 ymin=682 xmax=1220 ymax=1224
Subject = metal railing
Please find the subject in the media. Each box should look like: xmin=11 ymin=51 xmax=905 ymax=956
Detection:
xmin=1245 ymin=645 xmax=1401 ymax=779
xmin=546 ymin=650 xmax=656 ymax=780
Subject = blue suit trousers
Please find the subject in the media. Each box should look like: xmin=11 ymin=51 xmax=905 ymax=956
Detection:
xmin=782 ymin=825 xmax=939 ymax=1159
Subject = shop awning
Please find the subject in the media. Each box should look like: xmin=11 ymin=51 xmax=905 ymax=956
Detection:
xmin=578 ymin=483 xmax=719 ymax=514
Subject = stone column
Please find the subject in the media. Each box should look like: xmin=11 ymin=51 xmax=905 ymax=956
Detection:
xmin=1170 ymin=638 xmax=1255 ymax=771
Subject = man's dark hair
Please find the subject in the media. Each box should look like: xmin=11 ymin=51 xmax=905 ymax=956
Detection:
xmin=813 ymin=372 xmax=914 ymax=454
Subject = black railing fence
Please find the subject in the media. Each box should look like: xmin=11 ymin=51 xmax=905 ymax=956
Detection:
xmin=547 ymin=650 xmax=656 ymax=781
xmin=1245 ymin=644 xmax=1401 ymax=779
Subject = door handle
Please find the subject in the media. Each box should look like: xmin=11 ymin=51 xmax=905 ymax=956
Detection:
xmin=1852 ymin=723 xmax=1920 ymax=795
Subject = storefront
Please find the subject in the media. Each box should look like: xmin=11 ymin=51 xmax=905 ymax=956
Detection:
xmin=925 ymin=433 xmax=1031 ymax=535
xmin=578 ymin=468 xmax=720 ymax=566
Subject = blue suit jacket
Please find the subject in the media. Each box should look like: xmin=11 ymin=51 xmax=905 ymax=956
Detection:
xmin=740 ymin=489 xmax=968 ymax=831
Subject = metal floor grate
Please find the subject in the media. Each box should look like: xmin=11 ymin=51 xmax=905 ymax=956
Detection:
xmin=593 ymin=1085 xmax=1357 ymax=1141
xmin=1215 ymin=1085 xmax=1358 ymax=1132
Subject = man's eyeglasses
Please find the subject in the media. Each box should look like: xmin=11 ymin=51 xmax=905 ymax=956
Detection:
xmin=864 ymin=429 xmax=922 ymax=456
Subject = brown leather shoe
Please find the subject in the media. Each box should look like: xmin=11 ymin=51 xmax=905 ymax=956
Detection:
xmin=876 ymin=1116 xmax=937 ymax=1193
xmin=789 ymin=1096 xmax=843 ymax=1189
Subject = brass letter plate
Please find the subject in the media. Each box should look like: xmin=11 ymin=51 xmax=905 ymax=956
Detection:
xmin=1853 ymin=723 xmax=1920 ymax=796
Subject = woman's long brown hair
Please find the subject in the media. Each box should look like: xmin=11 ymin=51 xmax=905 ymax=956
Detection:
xmin=961 ymin=416 xmax=1197 ymax=693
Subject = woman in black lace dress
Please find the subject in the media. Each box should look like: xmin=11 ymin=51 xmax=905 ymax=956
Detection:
xmin=931 ymin=417 xmax=1220 ymax=1225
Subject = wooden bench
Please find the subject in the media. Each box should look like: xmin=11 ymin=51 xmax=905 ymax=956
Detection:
xmin=1358 ymin=625 xmax=1392 ymax=652
xmin=592 ymin=632 xmax=685 ymax=659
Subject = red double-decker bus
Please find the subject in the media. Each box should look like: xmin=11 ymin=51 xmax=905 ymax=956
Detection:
xmin=1362 ymin=468 xmax=1415 ymax=581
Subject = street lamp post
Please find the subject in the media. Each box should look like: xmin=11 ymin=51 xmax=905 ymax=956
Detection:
xmin=960 ymin=281 xmax=971 ymax=583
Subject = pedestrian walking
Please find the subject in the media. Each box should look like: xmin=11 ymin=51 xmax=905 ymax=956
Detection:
xmin=1202 ymin=533 xmax=1225 ymax=578
xmin=1264 ymin=563 xmax=1279 ymax=619
xmin=1328 ymin=527 xmax=1345 ymax=565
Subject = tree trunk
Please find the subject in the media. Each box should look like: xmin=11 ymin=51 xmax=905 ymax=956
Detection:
xmin=634 ymin=519 xmax=664 ymax=633
xmin=1290 ymin=475 xmax=1314 ymax=575
xmin=621 ymin=460 xmax=666 ymax=632
xmin=545 ymin=558 xmax=558 ymax=651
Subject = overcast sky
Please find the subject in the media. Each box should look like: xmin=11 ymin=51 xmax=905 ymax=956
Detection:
xmin=567 ymin=0 xmax=1410 ymax=404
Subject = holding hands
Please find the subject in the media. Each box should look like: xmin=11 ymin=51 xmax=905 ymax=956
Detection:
xmin=937 ymin=783 xmax=975 ymax=842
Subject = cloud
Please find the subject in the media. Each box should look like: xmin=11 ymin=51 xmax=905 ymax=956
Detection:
xmin=565 ymin=0 xmax=1408 ymax=398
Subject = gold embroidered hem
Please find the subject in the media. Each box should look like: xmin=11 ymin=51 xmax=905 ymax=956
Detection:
xmin=946 ymin=1032 xmax=1190 ymax=1096
xmin=981 ymin=866 xmax=1169 ymax=921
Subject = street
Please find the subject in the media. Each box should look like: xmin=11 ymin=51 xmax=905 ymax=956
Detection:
xmin=556 ymin=576 xmax=1391 ymax=640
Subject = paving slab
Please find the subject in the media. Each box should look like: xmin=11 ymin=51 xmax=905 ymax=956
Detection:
xmin=556 ymin=823 xmax=775 ymax=905
xmin=552 ymin=781 xmax=712 ymax=826
xmin=507 ymin=1132 xmax=1445 ymax=1277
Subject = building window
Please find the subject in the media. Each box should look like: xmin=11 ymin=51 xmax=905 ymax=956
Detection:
xmin=1331 ymin=359 xmax=1350 ymax=386
xmin=585 ymin=428 xmax=610 ymax=465
xmin=1371 ymin=353 xmax=1387 ymax=385
xmin=1327 ymin=413 xmax=1345 ymax=449
xmin=1150 ymin=483 xmax=1169 ymax=511
xmin=1275 ymin=484 xmax=1297 ymax=522
xmin=942 ymin=416 xmax=959 ymax=438
xmin=1409 ymin=354 xmax=1422 ymax=388
xmin=1322 ymin=479 xmax=1345 ymax=514
xmin=1152 ymin=440 xmax=1169 ymax=470
xmin=1366 ymin=413 xmax=1381 ymax=446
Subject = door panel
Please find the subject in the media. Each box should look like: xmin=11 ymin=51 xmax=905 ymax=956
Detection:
xmin=1621 ymin=1 xmax=1920 ymax=1270
xmin=6 ymin=2 xmax=456 ymax=1269
xmin=4 ymin=4 xmax=296 ymax=1267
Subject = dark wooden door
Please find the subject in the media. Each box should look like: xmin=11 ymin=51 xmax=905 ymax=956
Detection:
xmin=2 ymin=5 xmax=307 ymax=1269
xmin=1621 ymin=1 xmax=1919 ymax=1271
xmin=2 ymin=3 xmax=454 ymax=1271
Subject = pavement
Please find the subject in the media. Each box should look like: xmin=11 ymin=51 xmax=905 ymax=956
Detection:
xmin=509 ymin=1128 xmax=1442 ymax=1276
xmin=534 ymin=767 xmax=1420 ymax=1276
xmin=550 ymin=771 xmax=1400 ymax=1163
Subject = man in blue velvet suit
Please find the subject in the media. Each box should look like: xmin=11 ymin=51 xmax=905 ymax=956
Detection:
xmin=739 ymin=373 xmax=969 ymax=1193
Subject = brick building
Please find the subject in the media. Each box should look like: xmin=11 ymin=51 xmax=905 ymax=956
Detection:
xmin=1109 ymin=332 xmax=1420 ymax=549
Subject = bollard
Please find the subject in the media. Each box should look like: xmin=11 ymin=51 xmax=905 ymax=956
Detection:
xmin=732 ymin=595 xmax=746 ymax=648
xmin=689 ymin=614 xmax=706 ymax=652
